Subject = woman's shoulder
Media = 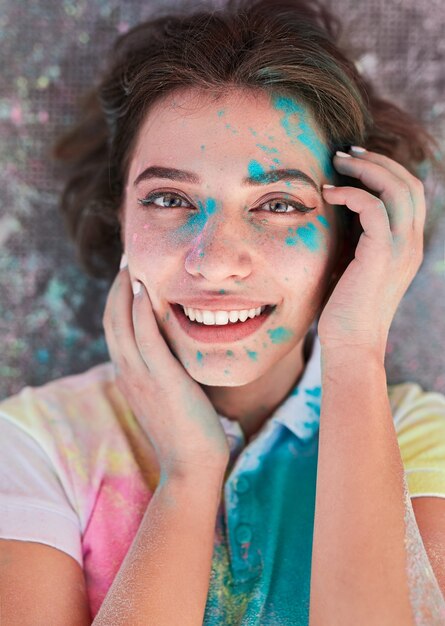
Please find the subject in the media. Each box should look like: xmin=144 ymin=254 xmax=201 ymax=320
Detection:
xmin=0 ymin=361 xmax=117 ymax=419
xmin=388 ymin=381 xmax=445 ymax=498
xmin=0 ymin=361 xmax=134 ymax=463
xmin=387 ymin=381 xmax=445 ymax=427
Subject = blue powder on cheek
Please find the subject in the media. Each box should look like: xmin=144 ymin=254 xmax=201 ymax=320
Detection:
xmin=316 ymin=215 xmax=330 ymax=229
xmin=285 ymin=222 xmax=321 ymax=251
xmin=271 ymin=94 xmax=335 ymax=180
xmin=196 ymin=351 xmax=204 ymax=363
xmin=267 ymin=326 xmax=294 ymax=343
xmin=248 ymin=159 xmax=266 ymax=180
xmin=296 ymin=223 xmax=320 ymax=251
xmin=244 ymin=348 xmax=258 ymax=361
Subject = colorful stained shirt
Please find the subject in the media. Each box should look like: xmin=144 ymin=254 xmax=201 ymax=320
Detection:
xmin=1 ymin=329 xmax=445 ymax=624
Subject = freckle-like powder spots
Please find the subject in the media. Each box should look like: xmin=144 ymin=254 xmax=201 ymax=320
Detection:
xmin=245 ymin=348 xmax=258 ymax=361
xmin=196 ymin=351 xmax=204 ymax=363
xmin=256 ymin=143 xmax=279 ymax=155
xmin=217 ymin=109 xmax=225 ymax=117
xmin=226 ymin=350 xmax=234 ymax=357
xmin=267 ymin=327 xmax=294 ymax=344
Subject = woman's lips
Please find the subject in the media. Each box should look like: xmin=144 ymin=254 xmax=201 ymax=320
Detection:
xmin=171 ymin=303 xmax=276 ymax=344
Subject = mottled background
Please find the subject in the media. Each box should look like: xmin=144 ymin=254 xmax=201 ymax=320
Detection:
xmin=1 ymin=0 xmax=444 ymax=401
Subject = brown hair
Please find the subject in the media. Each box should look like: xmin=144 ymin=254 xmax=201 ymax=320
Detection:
xmin=53 ymin=0 xmax=441 ymax=282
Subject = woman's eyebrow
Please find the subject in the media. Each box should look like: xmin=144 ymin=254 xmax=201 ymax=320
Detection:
xmin=133 ymin=165 xmax=321 ymax=194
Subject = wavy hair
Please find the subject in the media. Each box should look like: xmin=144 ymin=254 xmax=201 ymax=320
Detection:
xmin=53 ymin=0 xmax=441 ymax=281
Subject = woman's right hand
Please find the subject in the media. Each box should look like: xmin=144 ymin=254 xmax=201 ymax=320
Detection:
xmin=102 ymin=259 xmax=231 ymax=481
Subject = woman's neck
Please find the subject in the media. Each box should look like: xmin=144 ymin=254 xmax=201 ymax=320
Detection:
xmin=201 ymin=333 xmax=312 ymax=442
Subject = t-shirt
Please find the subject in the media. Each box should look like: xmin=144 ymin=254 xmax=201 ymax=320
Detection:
xmin=1 ymin=330 xmax=445 ymax=624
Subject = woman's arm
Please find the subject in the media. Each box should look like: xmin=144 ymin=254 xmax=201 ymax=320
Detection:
xmin=309 ymin=347 xmax=445 ymax=626
xmin=92 ymin=468 xmax=225 ymax=626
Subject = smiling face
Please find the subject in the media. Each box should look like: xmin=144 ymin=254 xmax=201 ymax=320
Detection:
xmin=120 ymin=87 xmax=344 ymax=386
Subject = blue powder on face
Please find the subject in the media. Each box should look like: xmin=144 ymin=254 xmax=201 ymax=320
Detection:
xmin=267 ymin=326 xmax=294 ymax=344
xmin=176 ymin=197 xmax=218 ymax=237
xmin=256 ymin=143 xmax=279 ymax=155
xmin=316 ymin=215 xmax=330 ymax=229
xmin=296 ymin=223 xmax=320 ymax=251
xmin=285 ymin=222 xmax=320 ymax=251
xmin=248 ymin=159 xmax=266 ymax=180
xmin=245 ymin=348 xmax=258 ymax=361
xmin=196 ymin=351 xmax=204 ymax=363
xmin=226 ymin=350 xmax=234 ymax=357
xmin=271 ymin=94 xmax=335 ymax=180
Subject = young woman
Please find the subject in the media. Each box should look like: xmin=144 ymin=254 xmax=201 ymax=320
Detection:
xmin=1 ymin=0 xmax=444 ymax=624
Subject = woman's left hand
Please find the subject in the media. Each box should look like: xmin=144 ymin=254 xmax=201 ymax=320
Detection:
xmin=317 ymin=147 xmax=426 ymax=359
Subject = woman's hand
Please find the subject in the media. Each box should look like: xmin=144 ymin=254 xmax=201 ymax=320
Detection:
xmin=317 ymin=147 xmax=425 ymax=359
xmin=102 ymin=260 xmax=231 ymax=481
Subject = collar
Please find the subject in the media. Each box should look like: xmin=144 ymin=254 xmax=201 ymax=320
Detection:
xmin=217 ymin=324 xmax=322 ymax=449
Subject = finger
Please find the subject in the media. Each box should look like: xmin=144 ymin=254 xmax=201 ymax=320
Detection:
xmin=131 ymin=277 xmax=184 ymax=377
xmin=347 ymin=147 xmax=426 ymax=233
xmin=333 ymin=151 xmax=415 ymax=239
xmin=103 ymin=267 xmax=151 ymax=380
xmin=322 ymin=185 xmax=393 ymax=250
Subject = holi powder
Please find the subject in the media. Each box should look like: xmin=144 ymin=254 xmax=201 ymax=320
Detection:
xmin=244 ymin=348 xmax=258 ymax=361
xmin=271 ymin=94 xmax=335 ymax=180
xmin=247 ymin=159 xmax=266 ymax=180
xmin=285 ymin=223 xmax=321 ymax=252
xmin=316 ymin=215 xmax=330 ymax=230
xmin=267 ymin=327 xmax=294 ymax=344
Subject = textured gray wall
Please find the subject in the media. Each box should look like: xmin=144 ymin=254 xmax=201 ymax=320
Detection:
xmin=0 ymin=0 xmax=444 ymax=400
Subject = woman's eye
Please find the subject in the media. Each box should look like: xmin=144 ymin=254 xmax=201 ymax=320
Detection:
xmin=260 ymin=199 xmax=316 ymax=214
xmin=137 ymin=192 xmax=316 ymax=215
xmin=137 ymin=192 xmax=192 ymax=209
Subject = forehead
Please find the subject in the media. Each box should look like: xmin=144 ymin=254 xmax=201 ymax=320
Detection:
xmin=128 ymin=87 xmax=331 ymax=182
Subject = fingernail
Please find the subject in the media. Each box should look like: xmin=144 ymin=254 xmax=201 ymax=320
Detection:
xmin=120 ymin=253 xmax=128 ymax=269
xmin=322 ymin=184 xmax=335 ymax=189
xmin=335 ymin=150 xmax=352 ymax=158
xmin=132 ymin=280 xmax=141 ymax=296
xmin=350 ymin=146 xmax=366 ymax=153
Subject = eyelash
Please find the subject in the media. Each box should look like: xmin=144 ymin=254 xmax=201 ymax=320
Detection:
xmin=137 ymin=191 xmax=316 ymax=215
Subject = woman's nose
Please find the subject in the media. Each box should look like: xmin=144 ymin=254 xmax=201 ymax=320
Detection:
xmin=184 ymin=213 xmax=252 ymax=282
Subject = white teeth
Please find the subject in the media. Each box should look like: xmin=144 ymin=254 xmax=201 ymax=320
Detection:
xmin=182 ymin=305 xmax=267 ymax=325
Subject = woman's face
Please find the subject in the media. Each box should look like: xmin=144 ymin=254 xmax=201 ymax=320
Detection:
xmin=120 ymin=88 xmax=343 ymax=386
